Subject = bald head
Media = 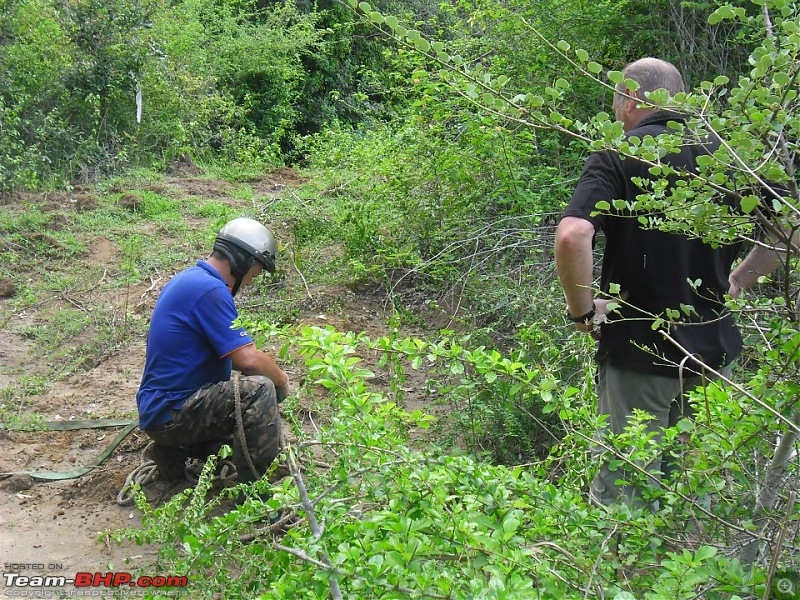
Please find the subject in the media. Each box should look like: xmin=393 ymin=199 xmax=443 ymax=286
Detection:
xmin=613 ymin=58 xmax=685 ymax=109
xmin=625 ymin=58 xmax=684 ymax=96
xmin=612 ymin=58 xmax=685 ymax=129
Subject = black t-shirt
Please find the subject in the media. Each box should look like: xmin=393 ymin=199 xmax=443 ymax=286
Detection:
xmin=563 ymin=112 xmax=743 ymax=376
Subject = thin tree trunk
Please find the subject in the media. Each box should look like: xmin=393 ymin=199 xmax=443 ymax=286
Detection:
xmin=739 ymin=409 xmax=800 ymax=566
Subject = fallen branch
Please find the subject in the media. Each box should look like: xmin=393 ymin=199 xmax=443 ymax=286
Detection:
xmin=285 ymin=445 xmax=342 ymax=600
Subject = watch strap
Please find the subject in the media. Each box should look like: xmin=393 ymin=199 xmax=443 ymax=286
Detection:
xmin=567 ymin=303 xmax=596 ymax=324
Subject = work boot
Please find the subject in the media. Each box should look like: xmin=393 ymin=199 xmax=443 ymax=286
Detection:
xmin=146 ymin=444 xmax=188 ymax=481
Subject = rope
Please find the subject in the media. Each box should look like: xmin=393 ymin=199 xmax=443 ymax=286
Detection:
xmin=184 ymin=457 xmax=237 ymax=484
xmin=116 ymin=442 xmax=160 ymax=506
xmin=116 ymin=442 xmax=240 ymax=506
xmin=233 ymin=372 xmax=261 ymax=481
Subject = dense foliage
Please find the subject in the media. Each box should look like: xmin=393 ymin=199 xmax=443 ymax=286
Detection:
xmin=116 ymin=319 xmax=797 ymax=598
xmin=0 ymin=0 xmax=396 ymax=188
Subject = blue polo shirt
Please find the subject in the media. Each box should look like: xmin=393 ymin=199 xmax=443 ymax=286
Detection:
xmin=136 ymin=261 xmax=254 ymax=430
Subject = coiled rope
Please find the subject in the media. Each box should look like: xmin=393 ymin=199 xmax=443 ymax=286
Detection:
xmin=116 ymin=441 xmax=240 ymax=506
xmin=116 ymin=442 xmax=160 ymax=505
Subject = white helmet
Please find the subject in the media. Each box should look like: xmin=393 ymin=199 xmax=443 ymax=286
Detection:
xmin=214 ymin=218 xmax=276 ymax=295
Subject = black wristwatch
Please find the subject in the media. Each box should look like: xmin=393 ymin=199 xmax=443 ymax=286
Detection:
xmin=567 ymin=303 xmax=596 ymax=325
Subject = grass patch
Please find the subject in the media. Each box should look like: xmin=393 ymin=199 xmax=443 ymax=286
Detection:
xmin=194 ymin=201 xmax=234 ymax=219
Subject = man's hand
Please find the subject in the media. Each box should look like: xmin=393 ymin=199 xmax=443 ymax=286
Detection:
xmin=575 ymin=292 xmax=629 ymax=338
xmin=594 ymin=294 xmax=627 ymax=323
xmin=276 ymin=383 xmax=290 ymax=404
xmin=728 ymin=276 xmax=743 ymax=300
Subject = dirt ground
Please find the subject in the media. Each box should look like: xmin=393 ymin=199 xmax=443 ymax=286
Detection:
xmin=0 ymin=169 xmax=436 ymax=593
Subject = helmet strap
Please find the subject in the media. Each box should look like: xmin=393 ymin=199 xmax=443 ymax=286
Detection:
xmin=229 ymin=256 xmax=256 ymax=297
xmin=214 ymin=242 xmax=256 ymax=297
xmin=230 ymin=275 xmax=243 ymax=297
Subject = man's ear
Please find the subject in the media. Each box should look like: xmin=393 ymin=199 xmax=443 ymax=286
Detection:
xmin=622 ymin=92 xmax=644 ymax=118
xmin=622 ymin=90 xmax=637 ymax=110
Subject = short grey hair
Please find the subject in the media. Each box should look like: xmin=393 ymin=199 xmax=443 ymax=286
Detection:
xmin=613 ymin=57 xmax=685 ymax=109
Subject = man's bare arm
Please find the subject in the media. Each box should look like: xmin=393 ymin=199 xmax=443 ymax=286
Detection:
xmin=555 ymin=216 xmax=596 ymax=330
xmin=728 ymin=246 xmax=782 ymax=298
xmin=229 ymin=344 xmax=289 ymax=388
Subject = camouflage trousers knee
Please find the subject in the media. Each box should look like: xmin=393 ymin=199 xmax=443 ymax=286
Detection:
xmin=145 ymin=375 xmax=281 ymax=482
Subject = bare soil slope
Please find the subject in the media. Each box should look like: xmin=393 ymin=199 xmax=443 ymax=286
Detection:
xmin=0 ymin=169 xmax=431 ymax=590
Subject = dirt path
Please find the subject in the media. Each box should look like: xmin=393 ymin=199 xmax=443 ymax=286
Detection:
xmin=0 ymin=169 xmax=433 ymax=593
xmin=1 ymin=338 xmax=159 ymax=586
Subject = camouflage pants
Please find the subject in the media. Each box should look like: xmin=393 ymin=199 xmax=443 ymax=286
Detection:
xmin=145 ymin=375 xmax=281 ymax=482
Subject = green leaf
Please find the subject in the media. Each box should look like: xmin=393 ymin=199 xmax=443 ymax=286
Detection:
xmin=695 ymin=545 xmax=718 ymax=562
xmin=587 ymin=61 xmax=602 ymax=74
xmin=623 ymin=77 xmax=640 ymax=92
xmin=774 ymin=71 xmax=791 ymax=86
xmin=414 ymin=37 xmax=430 ymax=52
xmin=556 ymin=40 xmax=570 ymax=51
xmin=502 ymin=516 xmax=520 ymax=541
xmin=709 ymin=5 xmax=735 ymax=24
xmin=740 ymin=195 xmax=758 ymax=213
xmin=608 ymin=70 xmax=624 ymax=84
xmin=369 ymin=11 xmax=384 ymax=24
xmin=576 ymin=49 xmax=589 ymax=62
xmin=358 ymin=1 xmax=372 ymax=12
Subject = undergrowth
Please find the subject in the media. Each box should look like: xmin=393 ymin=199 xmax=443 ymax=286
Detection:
xmin=112 ymin=323 xmax=796 ymax=599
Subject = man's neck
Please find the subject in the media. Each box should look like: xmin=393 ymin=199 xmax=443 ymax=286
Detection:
xmin=205 ymin=256 xmax=235 ymax=291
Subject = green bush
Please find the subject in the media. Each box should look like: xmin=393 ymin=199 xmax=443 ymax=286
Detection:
xmin=113 ymin=323 xmax=792 ymax=598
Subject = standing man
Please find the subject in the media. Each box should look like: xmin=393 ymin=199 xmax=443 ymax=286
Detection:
xmin=137 ymin=217 xmax=290 ymax=482
xmin=555 ymin=57 xmax=782 ymax=506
